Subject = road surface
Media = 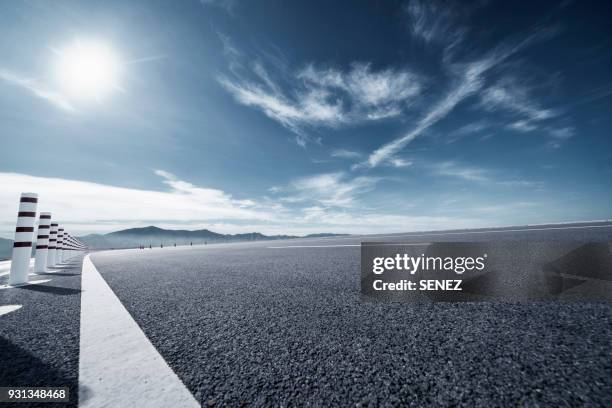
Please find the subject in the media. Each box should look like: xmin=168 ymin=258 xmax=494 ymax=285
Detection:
xmin=87 ymin=223 xmax=612 ymax=407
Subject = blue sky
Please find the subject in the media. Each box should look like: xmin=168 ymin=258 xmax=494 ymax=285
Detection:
xmin=0 ymin=0 xmax=611 ymax=237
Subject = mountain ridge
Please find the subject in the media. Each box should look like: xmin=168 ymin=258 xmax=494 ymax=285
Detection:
xmin=0 ymin=226 xmax=347 ymax=256
xmin=78 ymin=226 xmax=346 ymax=249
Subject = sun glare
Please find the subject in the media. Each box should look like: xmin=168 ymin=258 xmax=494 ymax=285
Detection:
xmin=54 ymin=39 xmax=121 ymax=102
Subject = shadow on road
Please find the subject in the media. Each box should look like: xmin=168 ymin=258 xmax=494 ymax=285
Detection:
xmin=0 ymin=336 xmax=77 ymax=407
xmin=16 ymin=285 xmax=81 ymax=296
xmin=47 ymin=265 xmax=81 ymax=271
xmin=34 ymin=272 xmax=81 ymax=277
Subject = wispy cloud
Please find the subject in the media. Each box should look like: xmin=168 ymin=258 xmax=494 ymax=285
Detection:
xmin=218 ymin=47 xmax=422 ymax=145
xmin=388 ymin=157 xmax=413 ymax=168
xmin=0 ymin=69 xmax=75 ymax=112
xmin=431 ymin=161 xmax=490 ymax=182
xmin=548 ymin=126 xmax=574 ymax=140
xmin=507 ymin=120 xmax=538 ymax=133
xmin=404 ymin=0 xmax=488 ymax=61
xmin=481 ymin=82 xmax=557 ymax=123
xmin=546 ymin=126 xmax=574 ymax=149
xmin=330 ymin=149 xmax=362 ymax=159
xmin=0 ymin=171 xmax=277 ymax=236
xmin=363 ymin=25 xmax=560 ymax=167
xmin=446 ymin=120 xmax=491 ymax=143
xmin=0 ymin=170 xmax=556 ymax=237
xmin=0 ymin=171 xmax=469 ymax=237
xmin=298 ymin=63 xmax=421 ymax=111
xmin=364 ymin=57 xmax=491 ymax=168
xmin=428 ymin=160 xmax=543 ymax=188
xmin=477 ymin=76 xmax=577 ymax=148
xmin=200 ymin=0 xmax=239 ymax=13
xmin=218 ymin=75 xmax=345 ymax=131
xmin=280 ymin=172 xmax=380 ymax=208
xmin=405 ymin=0 xmax=467 ymax=49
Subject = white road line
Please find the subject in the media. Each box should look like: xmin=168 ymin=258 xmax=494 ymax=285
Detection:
xmin=0 ymin=304 xmax=22 ymax=316
xmin=275 ymin=224 xmax=612 ymax=246
xmin=382 ymin=224 xmax=612 ymax=238
xmin=268 ymin=242 xmax=432 ymax=249
xmin=269 ymin=244 xmax=361 ymax=249
xmin=79 ymin=255 xmax=199 ymax=408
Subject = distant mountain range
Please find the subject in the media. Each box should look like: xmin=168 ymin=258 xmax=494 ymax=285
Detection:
xmin=0 ymin=226 xmax=346 ymax=257
xmin=76 ymin=226 xmax=346 ymax=250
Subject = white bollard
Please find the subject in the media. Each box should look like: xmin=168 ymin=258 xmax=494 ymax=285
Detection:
xmin=65 ymin=234 xmax=72 ymax=260
xmin=63 ymin=231 xmax=69 ymax=262
xmin=65 ymin=233 xmax=72 ymax=261
xmin=70 ymin=236 xmax=77 ymax=259
xmin=47 ymin=222 xmax=58 ymax=266
xmin=8 ymin=193 xmax=38 ymax=286
xmin=34 ymin=212 xmax=51 ymax=273
xmin=62 ymin=230 xmax=69 ymax=263
xmin=67 ymin=234 xmax=73 ymax=260
xmin=57 ymin=227 xmax=64 ymax=264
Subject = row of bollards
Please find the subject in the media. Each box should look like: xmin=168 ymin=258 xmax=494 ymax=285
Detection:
xmin=8 ymin=192 xmax=88 ymax=286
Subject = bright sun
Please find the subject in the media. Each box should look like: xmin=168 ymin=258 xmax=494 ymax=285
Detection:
xmin=54 ymin=39 xmax=121 ymax=101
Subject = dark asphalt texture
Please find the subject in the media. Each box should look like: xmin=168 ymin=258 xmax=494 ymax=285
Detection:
xmin=0 ymin=256 xmax=83 ymax=408
xmin=90 ymin=224 xmax=612 ymax=407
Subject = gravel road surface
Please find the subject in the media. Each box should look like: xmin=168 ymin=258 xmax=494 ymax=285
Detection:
xmin=90 ymin=224 xmax=612 ymax=407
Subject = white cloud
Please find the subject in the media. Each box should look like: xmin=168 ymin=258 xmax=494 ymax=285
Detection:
xmin=0 ymin=171 xmax=277 ymax=237
xmin=405 ymin=0 xmax=464 ymax=45
xmin=544 ymin=127 xmax=574 ymax=150
xmin=218 ymin=75 xmax=345 ymax=133
xmin=0 ymin=170 xmax=550 ymax=238
xmin=282 ymin=172 xmax=380 ymax=208
xmin=481 ymin=83 xmax=557 ymax=123
xmin=446 ymin=120 xmax=491 ymax=143
xmin=299 ymin=63 xmax=421 ymax=108
xmin=330 ymin=149 xmax=362 ymax=159
xmin=218 ymin=59 xmax=422 ymax=143
xmin=548 ymin=126 xmax=574 ymax=140
xmin=482 ymin=82 xmax=575 ymax=147
xmin=404 ymin=0 xmax=477 ymax=61
xmin=482 ymin=85 xmax=575 ymax=148
xmin=363 ymin=26 xmax=559 ymax=168
xmin=0 ymin=69 xmax=75 ymax=112
xmin=454 ymin=120 xmax=489 ymax=136
xmin=365 ymin=57 xmax=493 ymax=168
xmin=428 ymin=161 xmax=543 ymax=188
xmin=200 ymin=0 xmax=239 ymax=13
xmin=389 ymin=158 xmax=413 ymax=168
xmin=507 ymin=120 xmax=538 ymax=133
xmin=267 ymin=185 xmax=283 ymax=193
xmin=545 ymin=126 xmax=574 ymax=148
xmin=0 ymin=171 xmax=467 ymax=238
xmin=431 ymin=161 xmax=489 ymax=182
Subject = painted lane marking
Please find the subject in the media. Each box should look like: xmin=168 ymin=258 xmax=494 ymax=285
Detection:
xmin=382 ymin=224 xmax=612 ymax=238
xmin=273 ymin=224 xmax=612 ymax=246
xmin=0 ymin=304 xmax=22 ymax=316
xmin=79 ymin=255 xmax=199 ymax=408
xmin=269 ymin=244 xmax=361 ymax=249
xmin=268 ymin=242 xmax=432 ymax=249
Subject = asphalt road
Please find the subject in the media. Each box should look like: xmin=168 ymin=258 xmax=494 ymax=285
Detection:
xmin=90 ymin=223 xmax=612 ymax=407
xmin=0 ymin=256 xmax=83 ymax=408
